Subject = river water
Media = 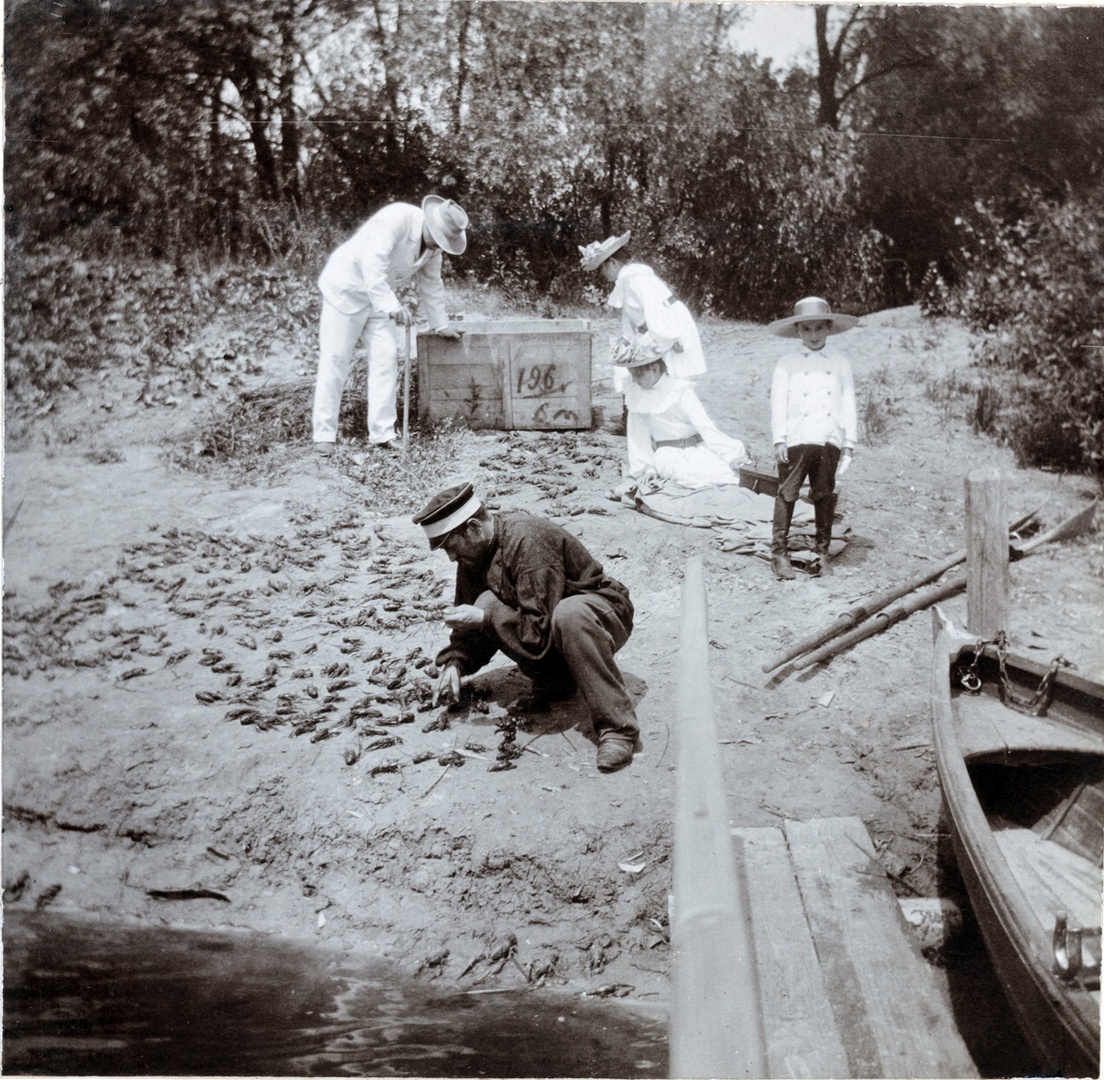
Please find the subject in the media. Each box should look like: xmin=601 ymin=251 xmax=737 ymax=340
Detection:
xmin=4 ymin=913 xmax=668 ymax=1077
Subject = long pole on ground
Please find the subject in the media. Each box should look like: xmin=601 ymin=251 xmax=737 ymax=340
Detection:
xmin=761 ymin=504 xmax=1042 ymax=673
xmin=670 ymin=555 xmax=767 ymax=1079
xmin=790 ymin=497 xmax=1098 ymax=670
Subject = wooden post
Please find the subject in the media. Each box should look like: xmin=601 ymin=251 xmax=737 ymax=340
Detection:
xmin=965 ymin=468 xmax=1008 ymax=637
xmin=670 ymin=556 xmax=767 ymax=1079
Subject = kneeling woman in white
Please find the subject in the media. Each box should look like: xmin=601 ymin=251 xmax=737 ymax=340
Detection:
xmin=618 ymin=343 xmax=748 ymax=489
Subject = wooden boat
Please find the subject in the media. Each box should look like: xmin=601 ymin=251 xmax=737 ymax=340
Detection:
xmin=931 ymin=610 xmax=1103 ymax=1077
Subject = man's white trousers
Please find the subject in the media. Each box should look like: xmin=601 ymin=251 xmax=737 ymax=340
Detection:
xmin=312 ymin=299 xmax=400 ymax=445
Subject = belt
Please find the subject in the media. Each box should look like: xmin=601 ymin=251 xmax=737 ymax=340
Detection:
xmin=663 ymin=295 xmax=677 ymax=307
xmin=654 ymin=434 xmax=703 ymax=450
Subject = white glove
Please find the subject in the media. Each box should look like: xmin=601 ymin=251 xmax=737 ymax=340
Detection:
xmin=836 ymin=452 xmax=852 ymax=479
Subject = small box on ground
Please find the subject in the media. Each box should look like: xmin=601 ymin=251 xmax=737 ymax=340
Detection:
xmin=417 ymin=319 xmax=592 ymax=431
xmin=739 ymin=465 xmax=779 ymax=497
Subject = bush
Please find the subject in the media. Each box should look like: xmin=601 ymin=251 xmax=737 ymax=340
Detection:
xmin=921 ymin=190 xmax=1104 ymax=474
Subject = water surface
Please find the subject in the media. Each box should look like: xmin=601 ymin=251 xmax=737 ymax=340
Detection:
xmin=4 ymin=913 xmax=668 ymax=1077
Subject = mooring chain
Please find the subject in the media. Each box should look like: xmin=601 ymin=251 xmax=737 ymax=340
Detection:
xmin=956 ymin=631 xmax=1071 ymax=716
xmin=956 ymin=638 xmax=991 ymax=694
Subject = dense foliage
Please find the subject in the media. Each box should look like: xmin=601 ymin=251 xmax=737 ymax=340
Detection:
xmin=922 ymin=191 xmax=1104 ymax=474
xmin=5 ymin=1 xmax=1103 ymax=470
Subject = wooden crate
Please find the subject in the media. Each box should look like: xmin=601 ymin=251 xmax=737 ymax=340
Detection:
xmin=417 ymin=319 xmax=591 ymax=431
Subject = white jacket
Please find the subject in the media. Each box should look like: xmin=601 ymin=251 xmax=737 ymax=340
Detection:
xmin=770 ymin=344 xmax=857 ymax=450
xmin=318 ymin=202 xmax=448 ymax=328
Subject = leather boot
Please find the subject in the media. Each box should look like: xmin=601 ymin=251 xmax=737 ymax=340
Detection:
xmin=771 ymin=497 xmax=796 ymax=580
xmin=814 ymin=495 xmax=836 ymax=576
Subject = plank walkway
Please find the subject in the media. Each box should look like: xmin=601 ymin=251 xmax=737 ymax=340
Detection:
xmin=732 ymin=816 xmax=979 ymax=1079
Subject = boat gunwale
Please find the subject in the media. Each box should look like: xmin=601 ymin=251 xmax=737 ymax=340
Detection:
xmin=931 ymin=616 xmax=1101 ymax=1078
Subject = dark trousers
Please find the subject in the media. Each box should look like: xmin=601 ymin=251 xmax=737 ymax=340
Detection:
xmin=475 ymin=591 xmax=638 ymax=738
xmin=777 ymin=443 xmax=840 ymax=504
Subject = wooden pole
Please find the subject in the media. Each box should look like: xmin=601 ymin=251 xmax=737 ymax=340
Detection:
xmin=793 ymin=572 xmax=967 ymax=670
xmin=791 ymin=499 xmax=1098 ymax=669
xmin=671 ymin=556 xmax=767 ymax=1080
xmin=761 ymin=504 xmax=1042 ymax=673
xmin=402 ymin=322 xmax=412 ymax=459
xmin=965 ymin=468 xmax=1008 ymax=637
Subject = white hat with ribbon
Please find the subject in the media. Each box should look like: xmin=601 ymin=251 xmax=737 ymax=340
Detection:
xmin=579 ymin=231 xmax=631 ymax=272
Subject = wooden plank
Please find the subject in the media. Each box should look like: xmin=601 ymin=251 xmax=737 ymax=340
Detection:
xmin=733 ymin=826 xmax=849 ymax=1079
xmin=785 ymin=817 xmax=978 ymax=1079
xmin=450 ymin=318 xmax=590 ymax=335
xmin=956 ymin=691 xmax=1104 ymax=759
xmin=671 ymin=558 xmax=766 ymax=1078
xmin=995 ymin=829 xmax=1102 ymax=930
xmin=965 ymin=468 xmax=1008 ymax=637
xmin=505 ymin=334 xmax=590 ymax=430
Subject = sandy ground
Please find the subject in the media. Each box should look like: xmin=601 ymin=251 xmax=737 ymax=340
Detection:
xmin=3 ymin=303 xmax=1102 ymax=1019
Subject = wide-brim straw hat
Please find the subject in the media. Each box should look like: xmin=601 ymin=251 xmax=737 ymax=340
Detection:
xmin=422 ymin=195 xmax=469 ymax=256
xmin=610 ymin=335 xmax=665 ymax=369
xmin=767 ymin=296 xmax=859 ymax=338
xmin=579 ymin=231 xmax=630 ymax=272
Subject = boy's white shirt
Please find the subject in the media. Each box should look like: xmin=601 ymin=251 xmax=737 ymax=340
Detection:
xmin=770 ymin=343 xmax=857 ymax=450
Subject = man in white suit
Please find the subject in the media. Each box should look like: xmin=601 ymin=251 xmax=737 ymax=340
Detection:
xmin=312 ymin=195 xmax=469 ymax=453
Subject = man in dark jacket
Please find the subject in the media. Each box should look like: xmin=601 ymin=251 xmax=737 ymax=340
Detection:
xmin=413 ymin=483 xmax=640 ymax=773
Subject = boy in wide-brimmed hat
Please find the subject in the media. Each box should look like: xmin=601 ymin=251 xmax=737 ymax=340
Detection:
xmin=767 ymin=297 xmax=859 ymax=580
xmin=312 ymin=195 xmax=468 ymax=454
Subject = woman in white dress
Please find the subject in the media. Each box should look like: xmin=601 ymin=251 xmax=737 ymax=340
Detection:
xmin=613 ymin=339 xmax=748 ymax=489
xmin=579 ymin=231 xmax=705 ymax=398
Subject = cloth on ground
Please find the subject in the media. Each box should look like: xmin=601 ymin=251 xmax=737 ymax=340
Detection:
xmin=614 ymin=478 xmax=846 ymax=560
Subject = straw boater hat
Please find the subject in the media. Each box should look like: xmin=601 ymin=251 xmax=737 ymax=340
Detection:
xmin=767 ymin=296 xmax=859 ymax=338
xmin=412 ymin=482 xmax=482 ymax=550
xmin=579 ymin=231 xmax=631 ymax=272
xmin=422 ymin=195 xmax=469 ymax=256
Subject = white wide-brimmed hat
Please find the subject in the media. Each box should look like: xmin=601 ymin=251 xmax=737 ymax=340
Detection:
xmin=767 ymin=296 xmax=859 ymax=338
xmin=609 ymin=335 xmax=665 ymax=369
xmin=422 ymin=195 xmax=469 ymax=256
xmin=579 ymin=231 xmax=630 ymax=272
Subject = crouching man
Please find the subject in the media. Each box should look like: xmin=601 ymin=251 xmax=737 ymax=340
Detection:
xmin=413 ymin=483 xmax=641 ymax=773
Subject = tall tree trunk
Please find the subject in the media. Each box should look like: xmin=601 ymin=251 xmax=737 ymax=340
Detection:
xmin=452 ymin=1 xmax=473 ymax=135
xmin=815 ymin=7 xmax=841 ymax=129
xmin=278 ymin=18 xmax=302 ymax=210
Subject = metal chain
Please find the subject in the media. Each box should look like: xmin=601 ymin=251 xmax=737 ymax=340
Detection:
xmin=956 ymin=631 xmax=1071 ymax=717
xmin=994 ymin=631 xmax=1071 ymax=716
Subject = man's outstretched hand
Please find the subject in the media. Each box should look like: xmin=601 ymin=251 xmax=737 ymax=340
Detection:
xmin=443 ymin=604 xmax=484 ymax=630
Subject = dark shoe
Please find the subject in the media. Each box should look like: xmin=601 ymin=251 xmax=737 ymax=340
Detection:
xmin=815 ymin=552 xmax=833 ymax=577
xmin=771 ymin=551 xmax=797 ymax=580
xmin=771 ymin=497 xmax=796 ymax=579
xmin=374 ymin=439 xmax=399 ymax=452
xmin=596 ymin=731 xmax=637 ymax=773
xmin=314 ymin=441 xmax=336 ymax=456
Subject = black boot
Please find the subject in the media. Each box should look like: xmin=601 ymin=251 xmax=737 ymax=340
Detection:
xmin=771 ymin=497 xmax=796 ymax=580
xmin=814 ymin=495 xmax=836 ymax=576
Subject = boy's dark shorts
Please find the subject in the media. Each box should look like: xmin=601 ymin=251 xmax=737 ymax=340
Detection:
xmin=777 ymin=443 xmax=840 ymax=503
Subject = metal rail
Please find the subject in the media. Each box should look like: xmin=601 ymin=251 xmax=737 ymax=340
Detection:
xmin=670 ymin=555 xmax=767 ymax=1078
